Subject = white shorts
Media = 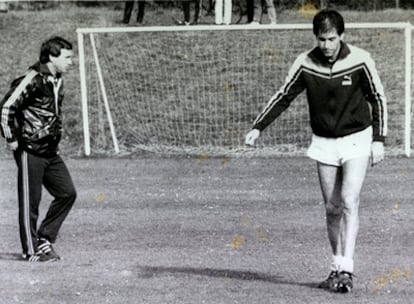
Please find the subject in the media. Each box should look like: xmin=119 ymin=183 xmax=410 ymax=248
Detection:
xmin=307 ymin=127 xmax=373 ymax=166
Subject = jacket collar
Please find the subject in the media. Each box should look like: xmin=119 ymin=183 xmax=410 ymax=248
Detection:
xmin=308 ymin=41 xmax=350 ymax=66
xmin=30 ymin=62 xmax=62 ymax=79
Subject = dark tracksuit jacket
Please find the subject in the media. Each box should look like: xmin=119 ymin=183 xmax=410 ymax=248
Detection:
xmin=0 ymin=62 xmax=76 ymax=256
xmin=253 ymin=42 xmax=387 ymax=143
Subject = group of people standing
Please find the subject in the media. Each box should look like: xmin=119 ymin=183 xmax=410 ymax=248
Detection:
xmin=1 ymin=6 xmax=388 ymax=295
xmin=122 ymin=0 xmax=277 ymax=26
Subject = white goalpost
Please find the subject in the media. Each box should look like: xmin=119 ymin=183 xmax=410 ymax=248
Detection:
xmin=76 ymin=22 xmax=413 ymax=157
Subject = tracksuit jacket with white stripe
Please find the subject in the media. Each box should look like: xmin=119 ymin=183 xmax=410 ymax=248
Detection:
xmin=0 ymin=62 xmax=64 ymax=156
xmin=253 ymin=42 xmax=387 ymax=142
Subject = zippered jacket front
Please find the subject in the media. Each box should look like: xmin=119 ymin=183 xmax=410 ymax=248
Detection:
xmin=0 ymin=62 xmax=64 ymax=156
xmin=252 ymin=42 xmax=387 ymax=142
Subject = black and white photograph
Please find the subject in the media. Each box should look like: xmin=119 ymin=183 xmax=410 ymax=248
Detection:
xmin=0 ymin=0 xmax=413 ymax=303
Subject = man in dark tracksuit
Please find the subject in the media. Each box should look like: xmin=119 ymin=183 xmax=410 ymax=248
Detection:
xmin=245 ymin=10 xmax=387 ymax=293
xmin=0 ymin=36 xmax=76 ymax=262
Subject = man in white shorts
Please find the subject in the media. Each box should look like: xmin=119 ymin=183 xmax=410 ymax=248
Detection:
xmin=245 ymin=9 xmax=387 ymax=293
xmin=307 ymin=126 xmax=373 ymax=167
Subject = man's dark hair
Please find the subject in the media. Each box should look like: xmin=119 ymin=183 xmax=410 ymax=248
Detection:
xmin=39 ymin=36 xmax=72 ymax=64
xmin=313 ymin=10 xmax=345 ymax=36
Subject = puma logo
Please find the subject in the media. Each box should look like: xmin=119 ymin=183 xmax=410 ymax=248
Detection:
xmin=342 ymin=75 xmax=352 ymax=86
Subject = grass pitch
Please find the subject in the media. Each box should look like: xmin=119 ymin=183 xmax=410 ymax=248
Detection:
xmin=0 ymin=156 xmax=413 ymax=303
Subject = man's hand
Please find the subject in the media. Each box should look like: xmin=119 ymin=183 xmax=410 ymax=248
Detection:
xmin=7 ymin=141 xmax=18 ymax=151
xmin=245 ymin=129 xmax=260 ymax=146
xmin=371 ymin=141 xmax=384 ymax=166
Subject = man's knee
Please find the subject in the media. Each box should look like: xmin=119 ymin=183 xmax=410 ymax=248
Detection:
xmin=60 ymin=186 xmax=77 ymax=202
xmin=68 ymin=188 xmax=77 ymax=201
xmin=341 ymin=195 xmax=360 ymax=215
xmin=326 ymin=202 xmax=343 ymax=216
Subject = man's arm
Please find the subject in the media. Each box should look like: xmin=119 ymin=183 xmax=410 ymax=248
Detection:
xmin=360 ymin=54 xmax=387 ymax=165
xmin=360 ymin=54 xmax=387 ymax=142
xmin=245 ymin=55 xmax=307 ymax=146
xmin=0 ymin=70 xmax=37 ymax=148
xmin=252 ymin=55 xmax=306 ymax=132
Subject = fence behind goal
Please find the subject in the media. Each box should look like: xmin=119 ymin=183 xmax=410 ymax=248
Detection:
xmin=77 ymin=23 xmax=412 ymax=157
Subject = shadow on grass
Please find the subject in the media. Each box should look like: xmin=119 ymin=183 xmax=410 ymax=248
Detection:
xmin=0 ymin=252 xmax=23 ymax=261
xmin=138 ymin=265 xmax=318 ymax=288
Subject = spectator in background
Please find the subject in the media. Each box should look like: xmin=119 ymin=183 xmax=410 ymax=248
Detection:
xmin=261 ymin=0 xmax=277 ymax=24
xmin=0 ymin=1 xmax=8 ymax=13
xmin=123 ymin=0 xmax=146 ymax=24
xmin=246 ymin=0 xmax=277 ymax=24
xmin=178 ymin=0 xmax=201 ymax=25
xmin=206 ymin=0 xmax=214 ymax=16
xmin=215 ymin=0 xmax=232 ymax=25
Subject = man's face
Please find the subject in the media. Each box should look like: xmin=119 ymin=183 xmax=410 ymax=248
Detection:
xmin=50 ymin=48 xmax=73 ymax=74
xmin=316 ymin=28 xmax=343 ymax=62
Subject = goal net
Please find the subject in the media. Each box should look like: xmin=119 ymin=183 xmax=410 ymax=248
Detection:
xmin=77 ymin=23 xmax=412 ymax=157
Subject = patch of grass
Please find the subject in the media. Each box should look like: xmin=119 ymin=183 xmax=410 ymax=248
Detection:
xmin=1 ymin=156 xmax=414 ymax=303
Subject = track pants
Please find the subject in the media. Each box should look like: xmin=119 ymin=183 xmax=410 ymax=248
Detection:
xmin=123 ymin=0 xmax=146 ymax=24
xmin=13 ymin=150 xmax=76 ymax=255
xmin=215 ymin=0 xmax=232 ymax=25
xmin=247 ymin=0 xmax=277 ymax=23
xmin=182 ymin=0 xmax=201 ymax=23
